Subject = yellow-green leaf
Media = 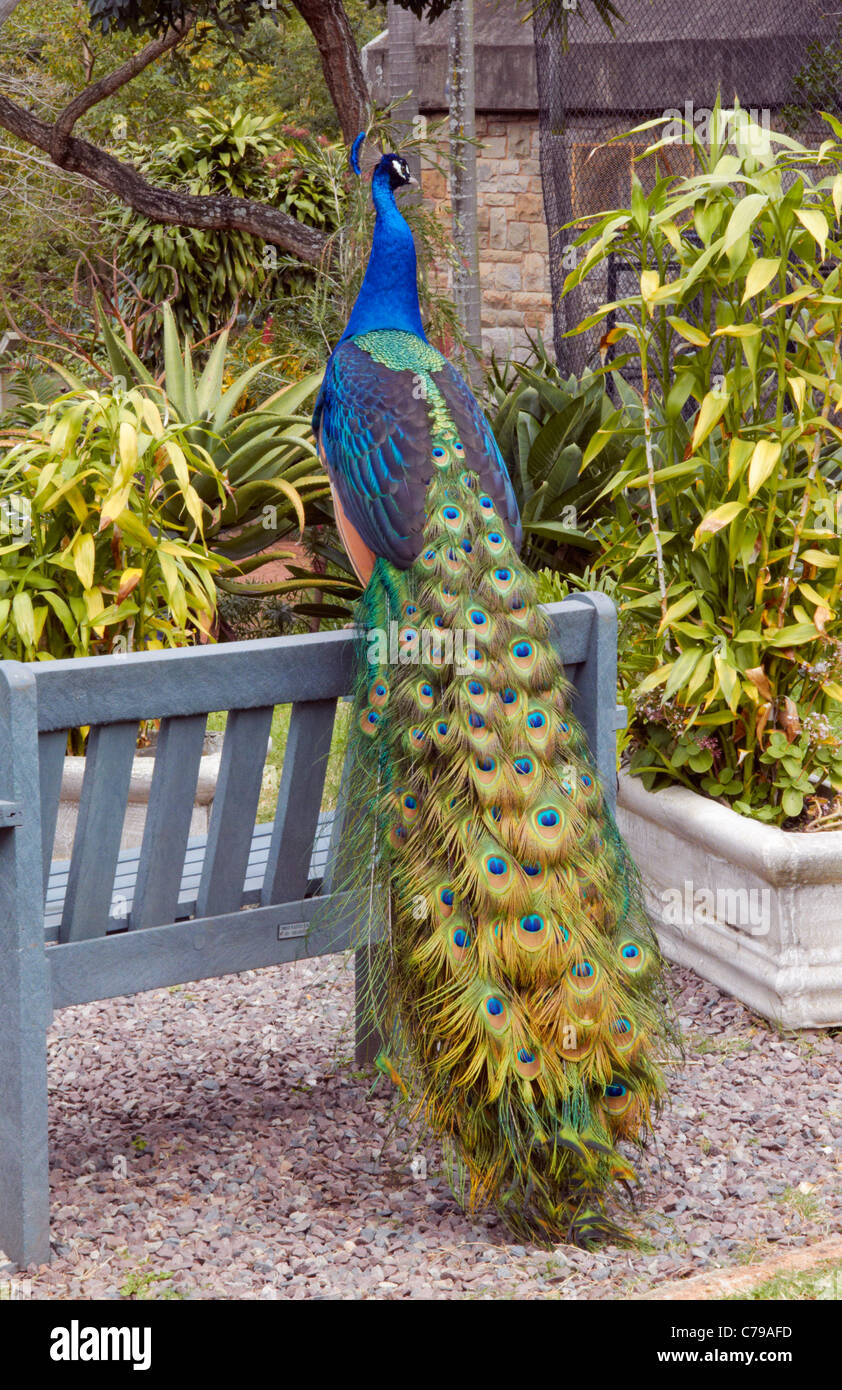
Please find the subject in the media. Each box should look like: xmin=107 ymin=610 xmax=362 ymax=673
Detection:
xmin=747 ymin=440 xmax=782 ymax=497
xmin=714 ymin=654 xmax=740 ymax=712
xmin=694 ymin=501 xmax=745 ymax=546
xmin=741 ymin=257 xmax=780 ymax=304
xmin=795 ymin=207 xmax=828 ymax=257
xmin=691 ymin=390 xmax=728 ymax=450
xmin=722 ymin=193 xmax=767 ymax=253
xmin=636 ymin=664 xmax=674 ymax=695
xmin=12 ymin=592 xmax=35 ymax=647
xmin=658 ymin=591 xmax=699 ymax=635
xmin=73 ymin=533 xmax=95 ymax=590
xmin=666 ymin=316 xmax=710 ymax=347
xmin=728 ymin=437 xmax=754 ymax=487
xmin=801 ymin=549 xmax=838 ymax=568
xmin=119 ymin=421 xmax=137 ymax=475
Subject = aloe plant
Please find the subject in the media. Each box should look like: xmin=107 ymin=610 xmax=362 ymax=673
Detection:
xmin=97 ymin=304 xmax=361 ymax=619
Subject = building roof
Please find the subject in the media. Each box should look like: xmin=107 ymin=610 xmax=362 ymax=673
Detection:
xmin=362 ymin=0 xmax=834 ymax=115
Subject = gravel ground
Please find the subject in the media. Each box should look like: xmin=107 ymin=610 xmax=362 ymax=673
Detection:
xmin=5 ymin=957 xmax=841 ymax=1300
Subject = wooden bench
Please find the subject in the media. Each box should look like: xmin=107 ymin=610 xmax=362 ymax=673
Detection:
xmin=0 ymin=593 xmax=623 ymax=1268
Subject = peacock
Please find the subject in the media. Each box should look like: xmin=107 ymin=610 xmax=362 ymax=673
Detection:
xmin=312 ymin=134 xmax=675 ymax=1246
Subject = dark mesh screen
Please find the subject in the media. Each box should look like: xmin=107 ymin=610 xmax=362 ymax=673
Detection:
xmin=533 ymin=0 xmax=842 ymax=373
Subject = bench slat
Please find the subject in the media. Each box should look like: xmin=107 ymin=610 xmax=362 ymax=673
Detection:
xmin=195 ymin=706 xmax=274 ymax=917
xmin=60 ymin=721 xmax=139 ymax=943
xmin=38 ymin=730 xmax=67 ymax=900
xmin=131 ymin=714 xmax=208 ymax=930
xmin=49 ymin=890 xmax=361 ymax=1009
xmin=262 ymin=699 xmax=337 ymax=907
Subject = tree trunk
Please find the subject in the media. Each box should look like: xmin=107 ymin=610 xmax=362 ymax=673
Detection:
xmin=292 ymin=0 xmax=371 ymax=146
xmin=448 ymin=0 xmax=482 ymax=361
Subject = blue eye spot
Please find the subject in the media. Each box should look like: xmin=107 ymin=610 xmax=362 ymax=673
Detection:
xmin=490 ymin=805 xmax=502 ymax=821
xmin=487 ymin=856 xmax=507 ymax=876
xmin=521 ymin=914 xmax=544 ymax=934
xmin=470 ymin=610 xmax=486 ymax=626
xmin=495 ymin=569 xmax=511 ymax=581
xmin=523 ymin=863 xmax=540 ymax=877
xmin=501 ymin=688 xmax=517 ymax=704
xmin=511 ymin=599 xmax=524 ymax=611
xmin=454 ymin=440 xmax=463 ymax=451
xmin=468 ymin=679 xmax=483 ymax=694
xmin=443 ymin=506 xmax=459 ymax=520
xmin=606 ymin=1083 xmax=627 ymax=1098
xmin=573 ymin=961 xmax=594 ymax=978
xmin=406 ymin=604 xmax=417 ymax=615
xmin=538 ymin=810 xmax=558 ymax=827
xmin=480 ymin=496 xmax=493 ymax=509
xmin=461 ymin=539 xmax=473 ymax=552
xmin=441 ymin=889 xmax=454 ymax=906
xmin=514 ymin=758 xmax=532 ymax=775
xmin=453 ymin=929 xmax=469 ymax=948
xmin=622 ymin=944 xmax=641 ymax=959
xmin=486 ymin=997 xmax=503 ymax=1016
xmin=488 ymin=532 xmax=502 ymax=544
xmin=366 ymin=712 xmax=379 ymax=725
xmin=476 ymin=756 xmax=495 ymax=772
xmin=528 ymin=712 xmax=545 ymax=729
xmin=433 ymin=614 xmax=444 ymax=628
xmin=404 ymin=795 xmax=416 ymax=810
xmin=421 ymin=683 xmax=432 ymax=697
xmin=514 ymin=641 xmax=532 ymax=659
xmin=559 ymin=721 xmax=570 ymax=733
xmin=517 ymin=1048 xmax=534 ymax=1064
xmin=613 ymin=1018 xmax=631 ymax=1034
xmin=468 ymin=712 xmax=485 ymax=728
xmin=436 ymin=721 xmax=448 ymax=735
xmin=424 ymin=549 xmax=435 ymax=560
xmin=581 ymin=774 xmax=593 ymax=789
xmin=375 ymin=684 xmax=386 ymax=696
xmin=432 ymin=446 xmax=446 ymax=459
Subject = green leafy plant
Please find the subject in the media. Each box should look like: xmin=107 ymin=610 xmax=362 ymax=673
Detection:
xmin=98 ymin=303 xmax=362 ymax=622
xmin=487 ymin=336 xmax=625 ymax=573
xmin=563 ymin=100 xmax=842 ymax=825
xmin=108 ymin=107 xmax=343 ymax=351
xmin=0 ymin=383 xmax=220 ymax=664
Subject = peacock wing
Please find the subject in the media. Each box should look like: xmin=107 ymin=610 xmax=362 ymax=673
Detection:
xmin=314 ymin=331 xmax=522 ymax=570
xmin=314 ymin=338 xmax=434 ymax=569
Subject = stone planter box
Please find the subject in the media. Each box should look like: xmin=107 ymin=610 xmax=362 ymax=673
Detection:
xmin=54 ymin=733 xmax=224 ymax=861
xmin=617 ymin=771 xmax=842 ymax=1029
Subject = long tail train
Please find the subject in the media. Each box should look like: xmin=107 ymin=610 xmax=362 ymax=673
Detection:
xmin=336 ymin=426 xmax=676 ymax=1247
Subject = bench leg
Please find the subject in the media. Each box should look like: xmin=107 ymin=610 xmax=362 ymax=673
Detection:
xmin=0 ymin=664 xmax=52 ymax=1270
xmin=354 ymin=944 xmax=387 ymax=1065
xmin=0 ymin=948 xmax=51 ymax=1269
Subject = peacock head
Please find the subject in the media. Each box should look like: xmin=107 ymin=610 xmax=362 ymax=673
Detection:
xmin=350 ymin=133 xmax=416 ymax=194
xmin=376 ymin=151 xmax=416 ymax=191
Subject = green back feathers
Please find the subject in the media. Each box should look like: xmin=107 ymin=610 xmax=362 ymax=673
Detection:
xmin=343 ymin=421 xmax=675 ymax=1246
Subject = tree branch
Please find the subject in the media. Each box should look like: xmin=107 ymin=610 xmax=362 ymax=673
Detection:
xmin=51 ymin=16 xmax=195 ymax=166
xmin=0 ymin=93 xmax=330 ymax=265
xmin=292 ymin=0 xmax=371 ymax=145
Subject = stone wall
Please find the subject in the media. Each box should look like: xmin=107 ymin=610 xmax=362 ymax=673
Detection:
xmin=421 ymin=113 xmax=552 ymax=362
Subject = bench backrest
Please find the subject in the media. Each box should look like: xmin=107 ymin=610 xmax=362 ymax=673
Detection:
xmin=0 ymin=594 xmax=620 ymax=1013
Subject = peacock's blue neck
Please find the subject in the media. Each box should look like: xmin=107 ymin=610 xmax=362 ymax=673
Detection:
xmin=340 ymin=167 xmax=427 ymax=344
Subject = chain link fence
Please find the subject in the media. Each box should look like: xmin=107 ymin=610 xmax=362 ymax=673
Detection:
xmin=533 ymin=0 xmax=842 ymax=374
